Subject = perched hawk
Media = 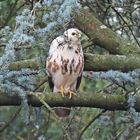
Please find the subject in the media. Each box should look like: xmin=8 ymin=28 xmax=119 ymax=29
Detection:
xmin=46 ymin=28 xmax=84 ymax=117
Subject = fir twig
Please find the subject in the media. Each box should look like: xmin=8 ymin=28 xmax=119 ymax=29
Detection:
xmin=78 ymin=109 xmax=106 ymax=140
xmin=0 ymin=107 xmax=21 ymax=133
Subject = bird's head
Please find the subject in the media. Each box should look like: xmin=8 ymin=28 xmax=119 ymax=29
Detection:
xmin=63 ymin=28 xmax=81 ymax=43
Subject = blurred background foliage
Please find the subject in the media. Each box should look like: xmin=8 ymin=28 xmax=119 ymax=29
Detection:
xmin=0 ymin=0 xmax=140 ymax=140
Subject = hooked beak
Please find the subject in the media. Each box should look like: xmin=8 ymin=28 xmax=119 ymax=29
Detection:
xmin=76 ymin=31 xmax=81 ymax=38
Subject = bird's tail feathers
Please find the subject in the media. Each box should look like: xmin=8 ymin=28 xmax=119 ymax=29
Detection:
xmin=54 ymin=107 xmax=70 ymax=117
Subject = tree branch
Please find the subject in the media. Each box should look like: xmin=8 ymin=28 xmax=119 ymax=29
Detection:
xmin=84 ymin=53 xmax=140 ymax=71
xmin=8 ymin=54 xmax=140 ymax=72
xmin=8 ymin=58 xmax=42 ymax=70
xmin=0 ymin=91 xmax=140 ymax=112
xmin=74 ymin=9 xmax=140 ymax=55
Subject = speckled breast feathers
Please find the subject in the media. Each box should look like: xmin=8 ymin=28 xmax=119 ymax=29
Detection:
xmin=46 ymin=28 xmax=84 ymax=94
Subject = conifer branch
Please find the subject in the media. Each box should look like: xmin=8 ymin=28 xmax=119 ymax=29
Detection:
xmin=74 ymin=9 xmax=140 ymax=55
xmin=8 ymin=54 xmax=140 ymax=72
xmin=0 ymin=92 xmax=140 ymax=112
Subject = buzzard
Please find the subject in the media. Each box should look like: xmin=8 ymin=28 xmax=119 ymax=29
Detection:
xmin=46 ymin=28 xmax=84 ymax=117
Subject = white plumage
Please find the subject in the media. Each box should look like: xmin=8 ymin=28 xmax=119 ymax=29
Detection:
xmin=46 ymin=28 xmax=84 ymax=117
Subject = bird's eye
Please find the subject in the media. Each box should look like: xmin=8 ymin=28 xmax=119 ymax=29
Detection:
xmin=72 ymin=32 xmax=76 ymax=35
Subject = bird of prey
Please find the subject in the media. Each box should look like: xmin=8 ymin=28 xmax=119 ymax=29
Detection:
xmin=46 ymin=28 xmax=84 ymax=117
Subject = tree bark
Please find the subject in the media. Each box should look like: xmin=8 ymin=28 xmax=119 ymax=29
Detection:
xmin=8 ymin=54 xmax=140 ymax=72
xmin=84 ymin=53 xmax=140 ymax=71
xmin=0 ymin=92 xmax=140 ymax=112
xmin=74 ymin=9 xmax=140 ymax=55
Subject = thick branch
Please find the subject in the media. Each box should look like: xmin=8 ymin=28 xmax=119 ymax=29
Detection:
xmin=8 ymin=57 xmax=42 ymax=70
xmin=0 ymin=92 xmax=140 ymax=112
xmin=84 ymin=53 xmax=140 ymax=71
xmin=8 ymin=54 xmax=140 ymax=71
xmin=74 ymin=9 xmax=140 ymax=55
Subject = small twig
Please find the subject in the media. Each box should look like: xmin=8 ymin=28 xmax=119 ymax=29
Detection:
xmin=95 ymin=0 xmax=111 ymax=13
xmin=33 ymin=77 xmax=48 ymax=92
xmin=113 ymin=128 xmax=126 ymax=140
xmin=64 ymin=112 xmax=76 ymax=131
xmin=83 ymin=38 xmax=95 ymax=50
xmin=97 ymin=83 xmax=114 ymax=93
xmin=110 ymin=3 xmax=140 ymax=47
xmin=78 ymin=109 xmax=106 ymax=140
xmin=30 ymin=92 xmax=57 ymax=118
xmin=15 ymin=135 xmax=25 ymax=140
xmin=114 ymin=24 xmax=140 ymax=31
xmin=27 ymin=106 xmax=32 ymax=140
xmin=114 ymin=123 xmax=140 ymax=140
xmin=0 ymin=107 xmax=21 ymax=133
xmin=0 ymin=1 xmax=26 ymax=29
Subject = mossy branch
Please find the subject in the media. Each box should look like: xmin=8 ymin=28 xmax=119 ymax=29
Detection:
xmin=8 ymin=58 xmax=41 ymax=70
xmin=8 ymin=54 xmax=140 ymax=71
xmin=84 ymin=53 xmax=140 ymax=71
xmin=74 ymin=9 xmax=140 ymax=55
xmin=0 ymin=92 xmax=140 ymax=112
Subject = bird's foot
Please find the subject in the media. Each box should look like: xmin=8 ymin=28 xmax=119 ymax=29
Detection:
xmin=59 ymin=86 xmax=65 ymax=97
xmin=68 ymin=91 xmax=76 ymax=99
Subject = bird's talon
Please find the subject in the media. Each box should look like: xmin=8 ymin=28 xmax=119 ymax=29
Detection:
xmin=59 ymin=86 xmax=65 ymax=97
xmin=61 ymin=92 xmax=64 ymax=97
xmin=69 ymin=91 xmax=76 ymax=99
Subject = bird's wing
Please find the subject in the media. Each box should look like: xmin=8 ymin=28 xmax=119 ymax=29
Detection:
xmin=76 ymin=74 xmax=82 ymax=90
xmin=49 ymin=36 xmax=65 ymax=55
xmin=47 ymin=36 xmax=65 ymax=91
xmin=48 ymin=76 xmax=54 ymax=92
xmin=75 ymin=56 xmax=84 ymax=90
